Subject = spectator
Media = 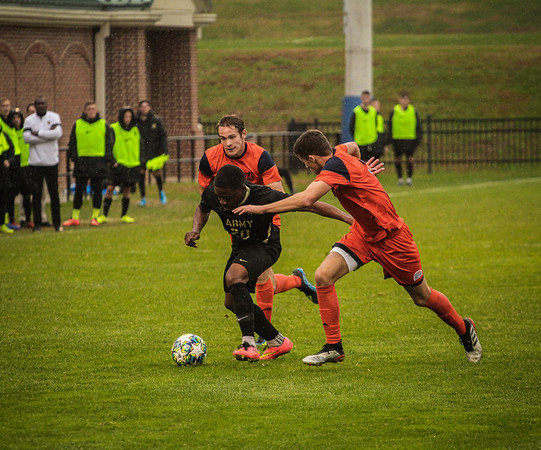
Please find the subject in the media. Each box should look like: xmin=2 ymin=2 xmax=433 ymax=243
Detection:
xmin=23 ymin=96 xmax=63 ymax=232
xmin=370 ymin=96 xmax=387 ymax=159
xmin=135 ymin=100 xmax=168 ymax=206
xmin=63 ymin=101 xmax=113 ymax=228
xmin=388 ymin=92 xmax=423 ymax=185
xmin=349 ymin=90 xmax=385 ymax=161
xmin=0 ymin=99 xmax=22 ymax=230
xmin=98 ymin=107 xmax=140 ymax=224
xmin=0 ymin=119 xmax=15 ymax=234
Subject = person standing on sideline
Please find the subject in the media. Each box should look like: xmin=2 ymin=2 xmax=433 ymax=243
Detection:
xmin=23 ymin=97 xmax=63 ymax=232
xmin=370 ymin=97 xmax=387 ymax=159
xmin=388 ymin=92 xmax=422 ymax=186
xmin=98 ymin=107 xmax=140 ymax=224
xmin=10 ymin=110 xmax=33 ymax=228
xmin=234 ymin=130 xmax=482 ymax=366
xmin=0 ymin=119 xmax=15 ymax=234
xmin=196 ymin=115 xmax=319 ymax=336
xmin=135 ymin=100 xmax=168 ymax=206
xmin=185 ymin=165 xmax=353 ymax=361
xmin=63 ymin=102 xmax=113 ymax=228
xmin=349 ymin=90 xmax=385 ymax=162
xmin=0 ymin=99 xmax=22 ymax=230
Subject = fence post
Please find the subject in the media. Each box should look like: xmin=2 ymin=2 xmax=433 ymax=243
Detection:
xmin=426 ymin=114 xmax=432 ymax=174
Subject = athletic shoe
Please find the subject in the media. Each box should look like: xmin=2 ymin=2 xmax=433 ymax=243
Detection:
xmin=7 ymin=222 xmax=21 ymax=230
xmin=55 ymin=226 xmax=64 ymax=232
xmin=260 ymin=337 xmax=293 ymax=360
xmin=398 ymin=178 xmax=404 ymax=185
xmin=406 ymin=177 xmax=413 ymax=186
xmin=32 ymin=226 xmax=41 ymax=233
xmin=121 ymin=215 xmax=135 ymax=223
xmin=302 ymin=342 xmax=345 ymax=366
xmin=255 ymin=335 xmax=268 ymax=351
xmin=90 ymin=218 xmax=100 ymax=227
xmin=1 ymin=224 xmax=14 ymax=234
xmin=27 ymin=221 xmax=35 ymax=229
xmin=159 ymin=191 xmax=167 ymax=204
xmin=292 ymin=268 xmax=318 ymax=304
xmin=138 ymin=198 xmax=146 ymax=207
xmin=97 ymin=215 xmax=108 ymax=224
xmin=233 ymin=342 xmax=260 ymax=362
xmin=62 ymin=218 xmax=80 ymax=227
xmin=459 ymin=318 xmax=482 ymax=363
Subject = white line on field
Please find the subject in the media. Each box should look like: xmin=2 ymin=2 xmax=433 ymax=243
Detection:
xmin=388 ymin=177 xmax=541 ymax=198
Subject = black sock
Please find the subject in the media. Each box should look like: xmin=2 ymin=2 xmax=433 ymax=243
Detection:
xmin=121 ymin=197 xmax=129 ymax=217
xmin=103 ymin=197 xmax=112 ymax=216
xmin=253 ymin=304 xmax=279 ymax=341
xmin=229 ymin=282 xmax=255 ymax=339
xmin=155 ymin=175 xmax=163 ymax=192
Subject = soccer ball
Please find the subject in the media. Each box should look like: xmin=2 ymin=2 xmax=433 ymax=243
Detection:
xmin=171 ymin=334 xmax=207 ymax=366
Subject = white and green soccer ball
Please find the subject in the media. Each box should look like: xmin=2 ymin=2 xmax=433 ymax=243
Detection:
xmin=172 ymin=334 xmax=207 ymax=366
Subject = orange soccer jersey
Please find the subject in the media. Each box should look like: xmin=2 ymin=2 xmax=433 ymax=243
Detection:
xmin=315 ymin=144 xmax=404 ymax=243
xmin=198 ymin=142 xmax=282 ymax=190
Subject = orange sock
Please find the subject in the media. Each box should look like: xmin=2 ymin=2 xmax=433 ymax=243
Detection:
xmin=256 ymin=278 xmax=274 ymax=322
xmin=274 ymin=273 xmax=301 ymax=294
xmin=425 ymin=288 xmax=466 ymax=335
xmin=316 ymin=284 xmax=341 ymax=344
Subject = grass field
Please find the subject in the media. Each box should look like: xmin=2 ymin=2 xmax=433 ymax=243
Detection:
xmin=197 ymin=0 xmax=541 ymax=128
xmin=1 ymin=166 xmax=540 ymax=448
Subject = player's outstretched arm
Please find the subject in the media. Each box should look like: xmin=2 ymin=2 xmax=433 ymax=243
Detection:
xmin=184 ymin=204 xmax=210 ymax=248
xmin=306 ymin=201 xmax=354 ymax=225
xmin=233 ymin=180 xmax=331 ymax=216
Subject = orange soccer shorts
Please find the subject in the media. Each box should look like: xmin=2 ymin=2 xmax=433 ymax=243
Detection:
xmin=332 ymin=224 xmax=424 ymax=287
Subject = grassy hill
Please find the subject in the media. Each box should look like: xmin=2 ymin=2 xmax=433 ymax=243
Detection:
xmin=197 ymin=0 xmax=541 ymax=130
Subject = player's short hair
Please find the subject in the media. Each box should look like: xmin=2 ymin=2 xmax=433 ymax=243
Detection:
xmin=399 ymin=91 xmax=409 ymax=98
xmin=83 ymin=101 xmax=96 ymax=110
xmin=361 ymin=90 xmax=370 ymax=96
xmin=138 ymin=99 xmax=151 ymax=108
xmin=293 ymin=130 xmax=333 ymax=159
xmin=216 ymin=115 xmax=245 ymax=134
xmin=214 ymin=164 xmax=245 ymax=190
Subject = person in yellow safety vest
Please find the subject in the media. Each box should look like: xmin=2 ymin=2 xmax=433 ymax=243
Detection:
xmin=0 ymin=119 xmax=15 ymax=234
xmin=97 ymin=107 xmax=140 ymax=225
xmin=7 ymin=109 xmax=33 ymax=229
xmin=370 ymin=96 xmax=388 ymax=159
xmin=348 ymin=90 xmax=386 ymax=162
xmin=0 ymin=99 xmax=22 ymax=231
xmin=387 ymin=92 xmax=423 ymax=186
xmin=63 ymin=101 xmax=113 ymax=228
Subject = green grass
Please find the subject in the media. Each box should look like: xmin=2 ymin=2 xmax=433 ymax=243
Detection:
xmin=1 ymin=165 xmax=540 ymax=448
xmin=197 ymin=1 xmax=541 ymax=128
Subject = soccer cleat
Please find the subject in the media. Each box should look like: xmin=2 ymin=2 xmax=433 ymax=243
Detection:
xmin=7 ymin=222 xmax=21 ymax=230
xmin=121 ymin=215 xmax=135 ymax=223
xmin=27 ymin=221 xmax=35 ymax=229
xmin=302 ymin=342 xmax=345 ymax=366
xmin=292 ymin=268 xmax=318 ymax=304
xmin=233 ymin=342 xmax=260 ymax=362
xmin=90 ymin=218 xmax=100 ymax=227
xmin=159 ymin=191 xmax=167 ymax=204
xmin=1 ymin=224 xmax=14 ymax=234
xmin=62 ymin=218 xmax=80 ymax=227
xmin=97 ymin=215 xmax=108 ymax=224
xmin=398 ymin=177 xmax=404 ymax=185
xmin=406 ymin=177 xmax=413 ymax=186
xmin=459 ymin=318 xmax=482 ymax=363
xmin=138 ymin=198 xmax=147 ymax=207
xmin=260 ymin=337 xmax=293 ymax=360
xmin=255 ymin=335 xmax=268 ymax=351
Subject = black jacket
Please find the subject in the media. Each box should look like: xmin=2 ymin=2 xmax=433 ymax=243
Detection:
xmin=135 ymin=111 xmax=168 ymax=162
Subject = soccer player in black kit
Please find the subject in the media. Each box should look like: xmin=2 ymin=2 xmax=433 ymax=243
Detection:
xmin=185 ymin=165 xmax=353 ymax=362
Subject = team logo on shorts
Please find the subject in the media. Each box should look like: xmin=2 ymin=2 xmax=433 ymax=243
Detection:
xmin=413 ymin=269 xmax=423 ymax=282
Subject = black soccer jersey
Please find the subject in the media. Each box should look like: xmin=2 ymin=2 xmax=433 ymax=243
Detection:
xmin=200 ymin=182 xmax=288 ymax=247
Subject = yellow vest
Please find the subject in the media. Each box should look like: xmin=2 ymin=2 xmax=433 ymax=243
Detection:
xmin=392 ymin=105 xmax=417 ymax=140
xmin=17 ymin=128 xmax=30 ymax=167
xmin=111 ymin=122 xmax=140 ymax=168
xmin=353 ymin=105 xmax=378 ymax=146
xmin=0 ymin=117 xmax=20 ymax=156
xmin=75 ymin=118 xmax=106 ymax=157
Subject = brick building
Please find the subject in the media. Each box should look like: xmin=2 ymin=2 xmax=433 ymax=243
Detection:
xmin=0 ymin=0 xmax=215 ymax=182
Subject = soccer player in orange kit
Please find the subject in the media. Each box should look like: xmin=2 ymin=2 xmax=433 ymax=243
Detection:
xmin=234 ymin=129 xmax=482 ymax=366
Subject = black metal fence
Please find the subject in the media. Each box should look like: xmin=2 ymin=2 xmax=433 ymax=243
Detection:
xmin=61 ymin=117 xmax=540 ymax=195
